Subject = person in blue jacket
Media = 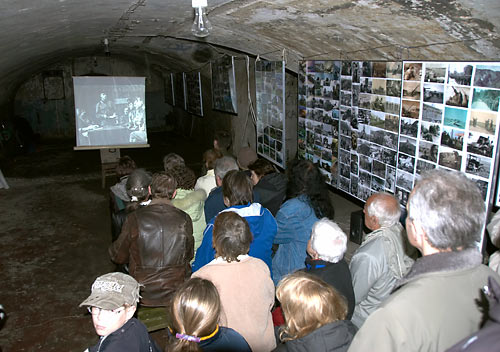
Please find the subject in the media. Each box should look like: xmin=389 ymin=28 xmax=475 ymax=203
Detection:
xmin=272 ymin=159 xmax=335 ymax=285
xmin=193 ymin=170 xmax=277 ymax=273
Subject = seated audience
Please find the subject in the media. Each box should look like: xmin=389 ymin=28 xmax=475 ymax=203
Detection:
xmin=110 ymin=155 xmax=137 ymax=212
xmin=213 ymin=130 xmax=233 ymax=157
xmin=487 ymin=211 xmax=500 ymax=274
xmin=248 ymin=158 xmax=287 ymax=216
xmin=111 ymin=168 xmax=151 ymax=243
xmin=167 ymin=277 xmax=251 ymax=352
xmin=195 ymin=148 xmax=223 ymax=196
xmin=163 ymin=152 xmax=185 ymax=172
xmin=203 ymin=156 xmax=260 ymax=223
xmin=305 ymin=218 xmax=355 ymax=320
xmin=236 ymin=146 xmax=258 ymax=172
xmin=80 ymin=272 xmax=161 ymax=352
xmin=193 ymin=170 xmax=277 ymax=273
xmin=272 ymin=160 xmax=335 ymax=285
xmin=170 ymin=165 xmax=207 ymax=259
xmin=192 ymin=212 xmax=276 ymax=351
xmin=109 ymin=172 xmax=194 ymax=307
xmin=349 ymin=192 xmax=414 ymax=327
xmin=274 ymin=271 xmax=356 ymax=352
xmin=348 ymin=169 xmax=500 ymax=352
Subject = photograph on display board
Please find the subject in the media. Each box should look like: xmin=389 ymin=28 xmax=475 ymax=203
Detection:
xmin=474 ymin=65 xmax=500 ymax=89
xmin=448 ymin=63 xmax=473 ymax=86
xmin=256 ymin=60 xmax=286 ymax=167
xmin=445 ymin=86 xmax=470 ymax=108
xmin=424 ymin=63 xmax=446 ymax=83
xmin=399 ymin=61 xmax=500 ymax=208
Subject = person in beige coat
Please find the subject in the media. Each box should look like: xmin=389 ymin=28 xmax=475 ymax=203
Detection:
xmin=192 ymin=211 xmax=276 ymax=352
xmin=348 ymin=169 xmax=500 ymax=352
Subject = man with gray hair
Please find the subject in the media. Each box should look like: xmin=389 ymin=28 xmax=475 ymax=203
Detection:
xmin=203 ymin=156 xmax=260 ymax=223
xmin=305 ymin=218 xmax=355 ymax=319
xmin=348 ymin=169 xmax=500 ymax=352
xmin=349 ymin=192 xmax=414 ymax=327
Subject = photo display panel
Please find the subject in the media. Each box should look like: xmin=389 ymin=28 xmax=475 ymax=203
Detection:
xmin=397 ymin=61 xmax=500 ymax=206
xmin=184 ymin=72 xmax=203 ymax=117
xmin=297 ymin=60 xmax=341 ymax=186
xmin=340 ymin=61 xmax=403 ymax=201
xmin=211 ymin=56 xmax=238 ymax=114
xmin=255 ymin=60 xmax=286 ymax=167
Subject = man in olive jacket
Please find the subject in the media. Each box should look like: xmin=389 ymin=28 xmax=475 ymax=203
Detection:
xmin=109 ymin=172 xmax=194 ymax=307
xmin=348 ymin=169 xmax=500 ymax=352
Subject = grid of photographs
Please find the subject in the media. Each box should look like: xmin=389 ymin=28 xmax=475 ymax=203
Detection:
xmin=298 ymin=60 xmax=341 ymax=186
xmin=255 ymin=60 xmax=286 ymax=167
xmin=338 ymin=61 xmax=403 ymax=201
xmin=184 ymin=72 xmax=203 ymax=117
xmin=397 ymin=61 xmax=500 ymax=206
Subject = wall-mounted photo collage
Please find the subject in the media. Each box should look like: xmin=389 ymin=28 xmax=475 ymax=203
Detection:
xmin=298 ymin=60 xmax=341 ymax=186
xmin=298 ymin=60 xmax=500 ymax=207
xmin=255 ymin=60 xmax=286 ymax=168
xmin=396 ymin=61 xmax=500 ymax=206
xmin=338 ymin=61 xmax=402 ymax=201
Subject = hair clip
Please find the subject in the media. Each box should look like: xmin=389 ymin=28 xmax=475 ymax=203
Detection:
xmin=176 ymin=333 xmax=201 ymax=343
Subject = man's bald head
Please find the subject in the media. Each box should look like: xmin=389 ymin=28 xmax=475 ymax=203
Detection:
xmin=364 ymin=193 xmax=401 ymax=230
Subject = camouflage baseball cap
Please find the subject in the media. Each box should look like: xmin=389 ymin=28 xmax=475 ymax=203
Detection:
xmin=79 ymin=272 xmax=141 ymax=310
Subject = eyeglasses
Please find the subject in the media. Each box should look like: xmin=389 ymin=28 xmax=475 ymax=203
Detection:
xmin=87 ymin=306 xmax=125 ymax=316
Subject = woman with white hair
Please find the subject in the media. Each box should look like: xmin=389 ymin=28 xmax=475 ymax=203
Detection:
xmin=305 ymin=218 xmax=355 ymax=320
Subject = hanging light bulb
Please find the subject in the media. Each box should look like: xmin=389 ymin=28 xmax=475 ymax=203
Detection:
xmin=191 ymin=0 xmax=212 ymax=38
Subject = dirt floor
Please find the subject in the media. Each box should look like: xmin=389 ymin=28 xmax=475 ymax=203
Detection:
xmin=0 ymin=132 xmax=204 ymax=351
xmin=0 ymin=131 xmax=361 ymax=351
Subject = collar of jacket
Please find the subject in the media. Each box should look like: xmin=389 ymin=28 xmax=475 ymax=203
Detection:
xmin=149 ymin=198 xmax=173 ymax=206
xmin=395 ymin=248 xmax=482 ymax=290
xmin=363 ymin=223 xmax=401 ymax=244
xmin=220 ymin=203 xmax=262 ymax=217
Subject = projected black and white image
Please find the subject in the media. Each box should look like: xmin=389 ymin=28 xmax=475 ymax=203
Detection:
xmin=73 ymin=76 xmax=147 ymax=147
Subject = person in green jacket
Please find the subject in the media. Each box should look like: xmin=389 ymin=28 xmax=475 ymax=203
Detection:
xmin=170 ymin=165 xmax=207 ymax=260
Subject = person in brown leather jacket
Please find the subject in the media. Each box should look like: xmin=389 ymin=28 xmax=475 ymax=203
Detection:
xmin=109 ymin=172 xmax=194 ymax=307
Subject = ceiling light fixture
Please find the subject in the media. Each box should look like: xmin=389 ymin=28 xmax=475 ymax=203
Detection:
xmin=191 ymin=0 xmax=212 ymax=38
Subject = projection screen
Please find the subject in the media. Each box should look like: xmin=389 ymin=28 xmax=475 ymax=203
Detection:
xmin=73 ymin=76 xmax=148 ymax=149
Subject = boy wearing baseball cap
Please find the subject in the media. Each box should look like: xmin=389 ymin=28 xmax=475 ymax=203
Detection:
xmin=80 ymin=272 xmax=161 ymax=352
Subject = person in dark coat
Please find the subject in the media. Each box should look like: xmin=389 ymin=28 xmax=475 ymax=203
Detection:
xmin=445 ymin=276 xmax=500 ymax=352
xmin=273 ymin=271 xmax=356 ymax=352
xmin=248 ymin=158 xmax=287 ymax=216
xmin=167 ymin=277 xmax=251 ymax=352
xmin=305 ymin=218 xmax=355 ymax=320
xmin=80 ymin=272 xmax=161 ymax=352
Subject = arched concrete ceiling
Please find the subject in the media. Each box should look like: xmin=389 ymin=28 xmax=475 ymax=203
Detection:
xmin=1 ymin=0 xmax=499 ymax=99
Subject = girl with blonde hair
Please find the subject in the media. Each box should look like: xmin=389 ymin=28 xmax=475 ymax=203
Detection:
xmin=274 ymin=272 xmax=357 ymax=352
xmin=168 ymin=278 xmax=250 ymax=352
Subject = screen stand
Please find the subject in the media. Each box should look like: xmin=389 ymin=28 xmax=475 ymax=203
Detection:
xmin=100 ymin=148 xmax=121 ymax=189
